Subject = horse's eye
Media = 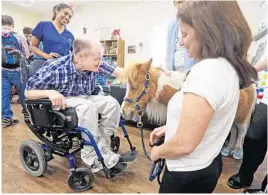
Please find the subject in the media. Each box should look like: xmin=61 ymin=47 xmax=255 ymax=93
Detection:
xmin=131 ymin=86 xmax=136 ymax=90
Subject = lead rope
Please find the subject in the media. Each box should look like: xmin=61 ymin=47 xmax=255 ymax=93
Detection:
xmin=137 ymin=112 xmax=152 ymax=161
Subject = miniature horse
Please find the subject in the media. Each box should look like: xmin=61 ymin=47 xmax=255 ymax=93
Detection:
xmin=121 ymin=59 xmax=256 ymax=160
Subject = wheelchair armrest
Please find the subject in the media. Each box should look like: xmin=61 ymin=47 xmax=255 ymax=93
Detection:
xmin=50 ymin=110 xmax=66 ymax=128
xmin=25 ymin=98 xmax=52 ymax=106
xmin=92 ymin=85 xmax=102 ymax=95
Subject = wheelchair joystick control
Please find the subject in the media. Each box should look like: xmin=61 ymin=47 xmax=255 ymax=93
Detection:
xmin=71 ymin=137 xmax=80 ymax=148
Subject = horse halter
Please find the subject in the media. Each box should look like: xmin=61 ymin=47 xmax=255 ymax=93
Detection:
xmin=123 ymin=72 xmax=151 ymax=128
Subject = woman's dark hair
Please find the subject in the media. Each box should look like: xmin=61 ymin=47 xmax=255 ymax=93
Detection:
xmin=177 ymin=1 xmax=258 ymax=89
xmin=52 ymin=3 xmax=73 ymax=21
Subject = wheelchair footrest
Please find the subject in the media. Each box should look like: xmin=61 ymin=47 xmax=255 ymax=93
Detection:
xmin=110 ymin=162 xmax=128 ymax=176
xmin=119 ymin=150 xmax=138 ymax=163
xmin=98 ymin=162 xmax=128 ymax=177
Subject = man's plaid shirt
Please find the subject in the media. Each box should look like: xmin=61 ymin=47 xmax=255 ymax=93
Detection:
xmin=26 ymin=53 xmax=115 ymax=97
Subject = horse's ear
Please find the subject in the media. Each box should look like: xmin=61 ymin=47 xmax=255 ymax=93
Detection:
xmin=140 ymin=58 xmax=152 ymax=72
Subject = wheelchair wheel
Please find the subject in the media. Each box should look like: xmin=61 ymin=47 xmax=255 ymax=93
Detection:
xmin=19 ymin=140 xmax=47 ymax=177
xmin=111 ymin=136 xmax=120 ymax=153
xmin=68 ymin=168 xmax=94 ymax=192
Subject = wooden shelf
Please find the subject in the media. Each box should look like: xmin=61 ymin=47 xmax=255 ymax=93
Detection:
xmin=100 ymin=39 xmax=120 ymax=42
xmin=101 ymin=39 xmax=125 ymax=68
xmin=103 ymin=54 xmax=117 ymax=56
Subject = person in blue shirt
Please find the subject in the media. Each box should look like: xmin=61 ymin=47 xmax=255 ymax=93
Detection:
xmin=30 ymin=3 xmax=74 ymax=60
xmin=166 ymin=0 xmax=196 ymax=71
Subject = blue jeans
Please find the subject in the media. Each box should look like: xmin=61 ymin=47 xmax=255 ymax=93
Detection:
xmin=21 ymin=59 xmax=45 ymax=83
xmin=28 ymin=60 xmax=45 ymax=77
xmin=2 ymin=69 xmax=24 ymax=119
xmin=15 ymin=81 xmax=26 ymax=112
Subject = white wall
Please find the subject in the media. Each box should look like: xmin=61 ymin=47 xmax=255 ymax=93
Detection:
xmin=61 ymin=1 xmax=175 ymax=67
xmin=2 ymin=1 xmax=267 ymax=67
xmin=2 ymin=2 xmax=43 ymax=35
xmin=238 ymin=0 xmax=268 ymax=36
xmin=61 ymin=1 xmax=268 ymax=67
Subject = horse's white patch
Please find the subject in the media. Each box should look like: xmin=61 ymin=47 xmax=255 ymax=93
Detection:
xmin=145 ymin=71 xmax=187 ymax=124
xmin=156 ymin=71 xmax=186 ymax=95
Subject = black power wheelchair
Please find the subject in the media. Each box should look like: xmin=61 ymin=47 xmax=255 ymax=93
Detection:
xmin=18 ymin=78 xmax=138 ymax=192
xmin=10 ymin=48 xmax=138 ymax=192
xmin=20 ymin=97 xmax=138 ymax=192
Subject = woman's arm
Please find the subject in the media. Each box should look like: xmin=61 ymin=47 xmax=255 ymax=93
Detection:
xmin=151 ymin=92 xmax=214 ymax=161
xmin=30 ymin=36 xmax=48 ymax=59
xmin=31 ymin=36 xmax=59 ymax=59
xmin=254 ymin=58 xmax=267 ymax=72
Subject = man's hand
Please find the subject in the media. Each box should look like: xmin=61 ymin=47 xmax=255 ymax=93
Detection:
xmin=254 ymin=58 xmax=268 ymax=72
xmin=111 ymin=67 xmax=124 ymax=78
xmin=150 ymin=125 xmax=166 ymax=146
xmin=159 ymin=67 xmax=171 ymax=77
xmin=47 ymin=90 xmax=67 ymax=110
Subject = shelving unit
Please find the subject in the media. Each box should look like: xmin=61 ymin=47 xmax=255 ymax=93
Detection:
xmin=100 ymin=39 xmax=125 ymax=68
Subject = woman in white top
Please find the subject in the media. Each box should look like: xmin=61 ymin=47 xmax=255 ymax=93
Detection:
xmin=149 ymin=1 xmax=258 ymax=193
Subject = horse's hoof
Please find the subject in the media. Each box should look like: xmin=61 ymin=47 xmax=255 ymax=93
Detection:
xmin=232 ymin=149 xmax=243 ymax=160
xmin=221 ymin=147 xmax=232 ymax=157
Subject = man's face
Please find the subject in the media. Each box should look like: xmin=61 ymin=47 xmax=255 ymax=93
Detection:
xmin=24 ymin=33 xmax=32 ymax=43
xmin=77 ymin=46 xmax=102 ymax=72
xmin=83 ymin=51 xmax=102 ymax=72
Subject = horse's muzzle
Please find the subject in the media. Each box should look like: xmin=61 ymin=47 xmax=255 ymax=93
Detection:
xmin=121 ymin=107 xmax=135 ymax=121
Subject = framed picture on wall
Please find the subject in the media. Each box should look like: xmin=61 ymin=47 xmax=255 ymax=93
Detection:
xmin=128 ymin=45 xmax=136 ymax=54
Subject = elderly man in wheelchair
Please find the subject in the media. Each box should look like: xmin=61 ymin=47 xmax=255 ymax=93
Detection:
xmin=21 ymin=38 xmax=137 ymax=191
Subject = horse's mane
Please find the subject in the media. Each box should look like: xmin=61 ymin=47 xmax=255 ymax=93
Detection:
xmin=122 ymin=63 xmax=161 ymax=85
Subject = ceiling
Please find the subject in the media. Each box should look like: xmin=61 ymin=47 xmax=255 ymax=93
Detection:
xmin=2 ymin=0 xmax=159 ymax=15
xmin=2 ymin=0 xmax=89 ymax=15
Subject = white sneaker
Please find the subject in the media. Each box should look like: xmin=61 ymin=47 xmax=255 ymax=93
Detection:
xmin=81 ymin=144 xmax=120 ymax=173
